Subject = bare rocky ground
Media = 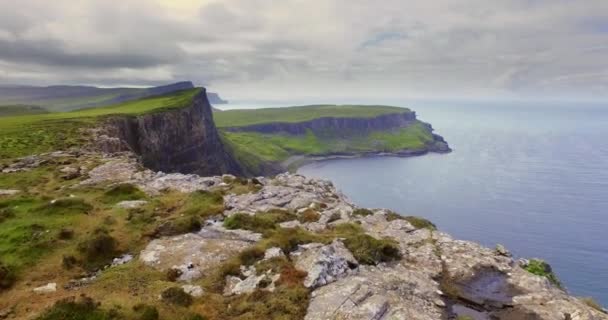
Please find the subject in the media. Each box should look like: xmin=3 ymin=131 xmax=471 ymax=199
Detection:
xmin=2 ymin=152 xmax=607 ymax=319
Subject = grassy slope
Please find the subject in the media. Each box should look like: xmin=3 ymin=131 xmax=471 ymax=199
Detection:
xmin=0 ymin=105 xmax=50 ymax=117
xmin=214 ymin=104 xmax=410 ymax=127
xmin=215 ymin=105 xmax=433 ymax=167
xmin=0 ymin=89 xmax=200 ymax=159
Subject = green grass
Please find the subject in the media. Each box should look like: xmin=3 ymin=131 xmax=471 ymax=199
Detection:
xmin=0 ymin=88 xmax=200 ymax=159
xmin=523 ymin=259 xmax=562 ymax=288
xmin=0 ymin=105 xmax=49 ymax=117
xmin=214 ymin=104 xmax=410 ymax=128
xmin=222 ymin=121 xmax=434 ymax=163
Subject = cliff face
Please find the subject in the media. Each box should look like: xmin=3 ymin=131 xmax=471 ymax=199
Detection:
xmin=223 ymin=112 xmax=417 ymax=136
xmin=103 ymin=88 xmax=244 ymax=176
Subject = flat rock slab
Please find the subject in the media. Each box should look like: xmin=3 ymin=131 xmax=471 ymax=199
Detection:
xmin=306 ymin=264 xmax=445 ymax=320
xmin=140 ymin=226 xmax=259 ymax=282
xmin=0 ymin=189 xmax=20 ymax=196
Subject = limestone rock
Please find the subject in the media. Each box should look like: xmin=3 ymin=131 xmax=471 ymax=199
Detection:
xmin=263 ymin=247 xmax=285 ymax=260
xmin=0 ymin=189 xmax=20 ymax=196
xmin=33 ymin=283 xmax=57 ymax=294
xmin=292 ymin=240 xmax=358 ymax=289
xmin=115 ymin=200 xmax=148 ymax=209
xmin=139 ymin=226 xmax=259 ymax=282
xmin=182 ymin=285 xmax=204 ymax=298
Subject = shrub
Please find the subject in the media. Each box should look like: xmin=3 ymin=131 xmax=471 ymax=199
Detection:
xmin=57 ymin=228 xmax=74 ymax=240
xmin=224 ymin=210 xmax=296 ymax=235
xmin=133 ymin=304 xmax=159 ymax=320
xmin=102 ymin=183 xmax=146 ymax=203
xmin=298 ymin=209 xmax=321 ymax=223
xmin=161 ymin=287 xmax=193 ymax=307
xmin=332 ymin=223 xmax=401 ymax=265
xmin=77 ymin=229 xmax=118 ymax=270
xmin=37 ymin=198 xmax=93 ymax=215
xmin=238 ymin=246 xmax=266 ymax=266
xmin=352 ymin=208 xmax=373 ymax=217
xmin=0 ymin=207 xmax=15 ymax=223
xmin=154 ymin=216 xmax=201 ymax=237
xmin=166 ymin=268 xmax=183 ymax=282
xmin=264 ymin=228 xmax=326 ymax=253
xmin=36 ymin=296 xmax=110 ymax=320
xmin=222 ymin=286 xmax=310 ymax=320
xmin=62 ymin=255 xmax=78 ymax=270
xmin=523 ymin=259 xmax=562 ymax=288
xmin=403 ymin=216 xmax=436 ymax=230
xmin=342 ymin=234 xmax=401 ymax=265
xmin=0 ymin=262 xmax=16 ymax=290
xmin=180 ymin=190 xmax=225 ymax=217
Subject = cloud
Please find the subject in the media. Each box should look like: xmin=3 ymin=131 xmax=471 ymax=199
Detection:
xmin=0 ymin=0 xmax=607 ymax=100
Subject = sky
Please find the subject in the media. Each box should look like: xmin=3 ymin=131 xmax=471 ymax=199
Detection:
xmin=0 ymin=0 xmax=607 ymax=101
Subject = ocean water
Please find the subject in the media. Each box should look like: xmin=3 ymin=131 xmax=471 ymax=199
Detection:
xmin=294 ymin=100 xmax=608 ymax=304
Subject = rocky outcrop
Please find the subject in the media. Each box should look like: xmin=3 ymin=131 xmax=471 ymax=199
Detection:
xmin=101 ymin=88 xmax=245 ymax=176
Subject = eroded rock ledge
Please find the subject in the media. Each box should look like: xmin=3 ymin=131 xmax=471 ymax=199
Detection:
xmin=74 ymin=155 xmax=607 ymax=320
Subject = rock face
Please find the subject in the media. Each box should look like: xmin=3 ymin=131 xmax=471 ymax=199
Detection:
xmin=291 ymin=240 xmax=358 ymax=289
xmin=103 ymin=88 xmax=244 ymax=176
xmin=139 ymin=224 xmax=260 ymax=282
xmin=223 ymin=111 xmax=417 ymax=136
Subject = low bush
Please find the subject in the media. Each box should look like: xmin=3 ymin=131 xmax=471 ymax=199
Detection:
xmin=0 ymin=262 xmax=16 ymax=290
xmin=62 ymin=255 xmax=78 ymax=270
xmin=352 ymin=208 xmax=374 ymax=217
xmin=154 ymin=216 xmax=201 ymax=237
xmin=37 ymin=198 xmax=93 ymax=215
xmin=298 ymin=209 xmax=321 ymax=223
xmin=77 ymin=228 xmax=118 ymax=270
xmin=523 ymin=259 xmax=562 ymax=288
xmin=36 ymin=296 xmax=111 ymax=320
xmin=57 ymin=228 xmax=74 ymax=240
xmin=102 ymin=183 xmax=146 ymax=203
xmin=222 ymin=286 xmax=309 ymax=320
xmin=224 ymin=209 xmax=296 ymax=235
xmin=133 ymin=304 xmax=159 ymax=320
xmin=0 ymin=207 xmax=15 ymax=223
xmin=180 ymin=190 xmax=225 ymax=217
xmin=161 ymin=287 xmax=193 ymax=307
xmin=332 ymin=223 xmax=401 ymax=265
xmin=403 ymin=216 xmax=436 ymax=230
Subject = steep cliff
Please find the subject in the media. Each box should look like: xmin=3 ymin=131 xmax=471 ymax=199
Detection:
xmin=222 ymin=111 xmax=417 ymax=135
xmin=103 ymin=88 xmax=245 ymax=176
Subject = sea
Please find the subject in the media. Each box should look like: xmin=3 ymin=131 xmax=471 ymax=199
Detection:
xmin=219 ymin=98 xmax=608 ymax=305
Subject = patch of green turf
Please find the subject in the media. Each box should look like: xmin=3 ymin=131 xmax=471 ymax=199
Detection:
xmin=222 ymin=121 xmax=434 ymax=164
xmin=214 ymin=104 xmax=410 ymax=127
xmin=523 ymin=259 xmax=562 ymax=288
xmin=0 ymin=89 xmax=200 ymax=159
xmin=0 ymin=105 xmax=49 ymax=117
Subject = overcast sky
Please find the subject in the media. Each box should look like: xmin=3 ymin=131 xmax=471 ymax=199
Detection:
xmin=1 ymin=0 xmax=607 ymax=101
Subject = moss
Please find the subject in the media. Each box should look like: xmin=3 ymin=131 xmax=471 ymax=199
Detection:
xmin=36 ymin=296 xmax=111 ymax=320
xmin=154 ymin=216 xmax=201 ymax=237
xmin=298 ymin=209 xmax=320 ymax=223
xmin=456 ymin=316 xmax=474 ymax=320
xmin=101 ymin=183 xmax=146 ymax=204
xmin=77 ymin=228 xmax=118 ymax=270
xmin=0 ymin=261 xmax=16 ymax=291
xmin=523 ymin=259 xmax=562 ymax=288
xmin=36 ymin=198 xmax=93 ymax=215
xmin=133 ymin=304 xmax=159 ymax=320
xmin=352 ymin=208 xmax=373 ymax=217
xmin=378 ymin=211 xmax=438 ymax=229
xmin=161 ymin=287 xmax=193 ymax=307
xmin=332 ymin=223 xmax=401 ymax=265
xmin=403 ymin=216 xmax=436 ymax=230
xmin=223 ymin=210 xmax=297 ymax=235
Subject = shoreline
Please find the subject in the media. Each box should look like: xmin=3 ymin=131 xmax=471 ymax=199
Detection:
xmin=283 ymin=148 xmax=452 ymax=172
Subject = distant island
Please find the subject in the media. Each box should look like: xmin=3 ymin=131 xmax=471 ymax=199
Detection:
xmin=0 ymin=84 xmax=605 ymax=320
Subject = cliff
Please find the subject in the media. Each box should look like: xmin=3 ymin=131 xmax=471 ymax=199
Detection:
xmin=102 ymin=88 xmax=244 ymax=176
xmin=222 ymin=111 xmax=417 ymax=135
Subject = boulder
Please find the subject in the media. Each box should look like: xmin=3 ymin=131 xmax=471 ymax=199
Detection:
xmin=291 ymin=240 xmax=358 ymax=289
xmin=115 ymin=200 xmax=148 ymax=209
xmin=33 ymin=283 xmax=57 ymax=294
